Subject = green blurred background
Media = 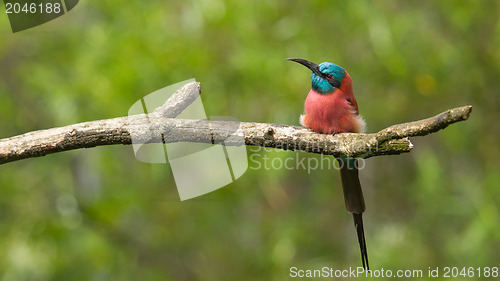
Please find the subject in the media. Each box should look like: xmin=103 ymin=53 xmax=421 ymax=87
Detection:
xmin=1 ymin=0 xmax=499 ymax=280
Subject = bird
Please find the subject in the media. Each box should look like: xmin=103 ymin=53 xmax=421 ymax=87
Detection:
xmin=286 ymin=58 xmax=369 ymax=270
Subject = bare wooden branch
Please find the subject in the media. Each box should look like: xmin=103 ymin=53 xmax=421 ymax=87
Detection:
xmin=0 ymin=82 xmax=472 ymax=165
xmin=152 ymin=82 xmax=201 ymax=118
xmin=374 ymin=106 xmax=472 ymax=143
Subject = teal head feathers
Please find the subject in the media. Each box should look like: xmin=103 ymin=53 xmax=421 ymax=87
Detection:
xmin=286 ymin=58 xmax=346 ymax=94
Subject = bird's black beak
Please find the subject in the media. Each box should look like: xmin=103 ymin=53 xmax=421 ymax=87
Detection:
xmin=286 ymin=58 xmax=323 ymax=77
xmin=286 ymin=58 xmax=341 ymax=88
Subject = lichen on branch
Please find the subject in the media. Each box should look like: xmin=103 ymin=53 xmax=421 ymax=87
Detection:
xmin=0 ymin=82 xmax=472 ymax=165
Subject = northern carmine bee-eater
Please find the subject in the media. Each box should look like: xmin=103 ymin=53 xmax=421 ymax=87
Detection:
xmin=287 ymin=58 xmax=369 ymax=270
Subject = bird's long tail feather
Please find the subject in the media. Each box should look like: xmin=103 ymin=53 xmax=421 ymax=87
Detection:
xmin=338 ymin=157 xmax=369 ymax=270
xmin=353 ymin=213 xmax=369 ymax=270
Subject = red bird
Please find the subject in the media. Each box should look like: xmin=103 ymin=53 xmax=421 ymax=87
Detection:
xmin=287 ymin=58 xmax=369 ymax=270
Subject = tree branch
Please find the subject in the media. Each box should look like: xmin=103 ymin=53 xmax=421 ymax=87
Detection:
xmin=0 ymin=82 xmax=472 ymax=165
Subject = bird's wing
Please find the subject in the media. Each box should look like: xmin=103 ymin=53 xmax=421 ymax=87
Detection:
xmin=345 ymin=96 xmax=360 ymax=116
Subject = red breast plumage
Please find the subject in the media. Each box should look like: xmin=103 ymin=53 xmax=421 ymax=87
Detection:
xmin=301 ymin=71 xmax=365 ymax=134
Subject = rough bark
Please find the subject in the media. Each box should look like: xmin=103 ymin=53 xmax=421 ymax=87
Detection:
xmin=0 ymin=82 xmax=472 ymax=165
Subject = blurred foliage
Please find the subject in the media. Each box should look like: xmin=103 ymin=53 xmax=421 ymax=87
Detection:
xmin=0 ymin=0 xmax=499 ymax=280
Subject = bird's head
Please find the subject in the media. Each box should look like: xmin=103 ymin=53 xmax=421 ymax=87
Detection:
xmin=286 ymin=58 xmax=346 ymax=95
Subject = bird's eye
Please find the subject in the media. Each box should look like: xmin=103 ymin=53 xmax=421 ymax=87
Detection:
xmin=326 ymin=74 xmax=333 ymax=79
